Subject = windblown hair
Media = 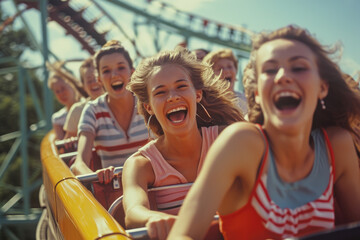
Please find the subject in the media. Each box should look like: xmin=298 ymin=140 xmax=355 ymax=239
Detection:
xmin=93 ymin=40 xmax=133 ymax=75
xmin=243 ymin=25 xmax=360 ymax=133
xmin=343 ymin=74 xmax=360 ymax=158
xmin=47 ymin=61 xmax=87 ymax=98
xmin=203 ymin=48 xmax=238 ymax=71
xmin=193 ymin=48 xmax=209 ymax=55
xmin=128 ymin=47 xmax=244 ymax=136
xmin=79 ymin=57 xmax=94 ymax=84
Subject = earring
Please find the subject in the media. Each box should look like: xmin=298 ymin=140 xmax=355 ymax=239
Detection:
xmin=320 ymin=99 xmax=326 ymax=110
xmin=196 ymin=102 xmax=212 ymax=123
xmin=147 ymin=114 xmax=153 ymax=126
xmin=147 ymin=115 xmax=153 ymax=139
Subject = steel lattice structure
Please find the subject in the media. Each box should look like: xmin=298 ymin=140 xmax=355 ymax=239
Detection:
xmin=0 ymin=1 xmax=252 ymax=238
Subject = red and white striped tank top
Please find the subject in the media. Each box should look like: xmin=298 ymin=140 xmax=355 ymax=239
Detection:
xmin=219 ymin=126 xmax=335 ymax=240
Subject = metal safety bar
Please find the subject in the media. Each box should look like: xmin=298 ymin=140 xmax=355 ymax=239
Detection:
xmin=75 ymin=166 xmax=123 ymax=183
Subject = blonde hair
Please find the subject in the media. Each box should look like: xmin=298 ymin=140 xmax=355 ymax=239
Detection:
xmin=203 ymin=48 xmax=238 ymax=71
xmin=47 ymin=73 xmax=64 ymax=90
xmin=47 ymin=61 xmax=87 ymax=98
xmin=127 ymin=47 xmax=244 ymax=136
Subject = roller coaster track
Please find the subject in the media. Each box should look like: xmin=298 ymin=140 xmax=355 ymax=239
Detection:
xmin=17 ymin=0 xmax=253 ymax=59
xmin=0 ymin=1 xmax=253 ymax=238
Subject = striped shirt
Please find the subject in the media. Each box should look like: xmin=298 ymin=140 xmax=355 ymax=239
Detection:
xmin=78 ymin=93 xmax=148 ymax=168
xmin=219 ymin=127 xmax=335 ymax=240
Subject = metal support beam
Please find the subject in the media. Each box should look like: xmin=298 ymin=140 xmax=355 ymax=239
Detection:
xmin=18 ymin=66 xmax=30 ymax=215
xmin=25 ymin=70 xmax=45 ymax=122
xmin=39 ymin=0 xmax=52 ymax=131
xmin=0 ymin=138 xmax=21 ymax=180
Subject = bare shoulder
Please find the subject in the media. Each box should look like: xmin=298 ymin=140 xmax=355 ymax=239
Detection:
xmin=218 ymin=122 xmax=265 ymax=145
xmin=324 ymin=126 xmax=358 ymax=179
xmin=324 ymin=126 xmax=355 ymax=155
xmin=123 ymin=151 xmax=155 ymax=185
xmin=124 ymin=152 xmax=152 ymax=172
xmin=324 ymin=126 xmax=353 ymax=142
xmin=210 ymin=122 xmax=266 ymax=174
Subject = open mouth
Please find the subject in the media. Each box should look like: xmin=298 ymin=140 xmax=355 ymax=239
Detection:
xmin=111 ymin=81 xmax=124 ymax=91
xmin=166 ymin=106 xmax=188 ymax=123
xmin=274 ymin=91 xmax=301 ymax=111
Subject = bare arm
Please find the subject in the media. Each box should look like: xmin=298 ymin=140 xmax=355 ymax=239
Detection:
xmin=168 ymin=122 xmax=264 ymax=239
xmin=53 ymin=123 xmax=65 ymax=140
xmin=122 ymin=153 xmax=176 ymax=239
xmin=329 ymin=127 xmax=360 ymax=223
xmin=71 ymin=131 xmax=95 ymax=175
xmin=64 ymin=130 xmax=77 ymax=139
xmin=63 ymin=103 xmax=84 ymax=139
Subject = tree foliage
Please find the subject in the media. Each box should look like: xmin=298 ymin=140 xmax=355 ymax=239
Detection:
xmin=0 ymin=8 xmax=36 ymax=59
xmin=0 ymin=7 xmax=44 ymax=211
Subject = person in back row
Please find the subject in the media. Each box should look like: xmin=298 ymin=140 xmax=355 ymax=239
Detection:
xmin=48 ymin=73 xmax=79 ymax=140
xmin=192 ymin=48 xmax=209 ymax=61
xmin=71 ymin=40 xmax=149 ymax=183
xmin=203 ymin=48 xmax=248 ymax=116
xmin=169 ymin=25 xmax=360 ymax=240
xmin=122 ymin=47 xmax=244 ymax=239
xmin=63 ymin=57 xmax=104 ymax=139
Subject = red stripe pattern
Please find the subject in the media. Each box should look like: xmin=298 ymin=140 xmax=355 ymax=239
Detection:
xmin=95 ymin=111 xmax=111 ymax=119
xmin=251 ymin=166 xmax=335 ymax=238
xmin=95 ymin=139 xmax=149 ymax=152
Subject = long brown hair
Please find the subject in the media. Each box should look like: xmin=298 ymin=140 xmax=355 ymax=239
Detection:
xmin=93 ymin=40 xmax=134 ymax=76
xmin=128 ymin=47 xmax=244 ymax=136
xmin=243 ymin=25 xmax=360 ymax=133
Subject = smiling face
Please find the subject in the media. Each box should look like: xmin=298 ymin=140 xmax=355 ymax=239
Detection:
xmin=81 ymin=66 xmax=104 ymax=100
xmin=51 ymin=76 xmax=76 ymax=108
xmin=255 ymin=38 xmax=328 ymax=131
xmin=213 ymin=58 xmax=237 ymax=91
xmin=98 ymin=52 xmax=133 ymax=99
xmin=144 ymin=64 xmax=202 ymax=136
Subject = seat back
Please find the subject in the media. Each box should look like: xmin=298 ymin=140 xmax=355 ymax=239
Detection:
xmin=55 ymin=137 xmax=78 ymax=154
xmin=89 ymin=152 xmax=123 ymax=209
xmin=58 ymin=147 xmax=98 ymax=169
xmin=89 ymin=149 xmax=102 ymax=172
xmin=59 ymin=145 xmax=123 ymax=211
xmin=76 ymin=166 xmax=124 ymax=210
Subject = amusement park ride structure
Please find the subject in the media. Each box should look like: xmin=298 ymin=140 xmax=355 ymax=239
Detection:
xmin=0 ymin=0 xmax=253 ymax=238
xmin=21 ymin=0 xmax=253 ymax=54
xmin=2 ymin=1 xmax=360 ymax=239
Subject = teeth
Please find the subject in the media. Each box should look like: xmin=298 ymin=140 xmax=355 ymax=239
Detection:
xmin=275 ymin=91 xmax=300 ymax=101
xmin=167 ymin=106 xmax=187 ymax=114
xmin=172 ymin=119 xmax=183 ymax=123
xmin=111 ymin=81 xmax=123 ymax=86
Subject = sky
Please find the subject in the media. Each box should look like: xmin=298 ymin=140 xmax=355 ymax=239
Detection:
xmin=167 ymin=0 xmax=360 ymax=77
xmin=2 ymin=0 xmax=360 ymax=81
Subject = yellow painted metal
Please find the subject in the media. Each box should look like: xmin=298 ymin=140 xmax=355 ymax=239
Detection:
xmin=40 ymin=131 xmax=131 ymax=240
